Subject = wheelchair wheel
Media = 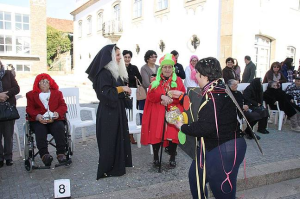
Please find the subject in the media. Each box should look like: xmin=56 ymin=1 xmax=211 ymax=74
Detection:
xmin=23 ymin=122 xmax=30 ymax=160
xmin=25 ymin=158 xmax=33 ymax=172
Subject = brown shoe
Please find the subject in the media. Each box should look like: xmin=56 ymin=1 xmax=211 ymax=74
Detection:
xmin=42 ymin=154 xmax=53 ymax=166
xmin=57 ymin=154 xmax=67 ymax=164
xmin=129 ymin=134 xmax=137 ymax=144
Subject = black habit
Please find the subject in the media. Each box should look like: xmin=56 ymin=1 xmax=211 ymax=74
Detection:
xmin=86 ymin=44 xmax=132 ymax=180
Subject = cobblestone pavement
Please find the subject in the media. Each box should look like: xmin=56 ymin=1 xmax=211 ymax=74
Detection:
xmin=1 ymin=75 xmax=300 ymax=198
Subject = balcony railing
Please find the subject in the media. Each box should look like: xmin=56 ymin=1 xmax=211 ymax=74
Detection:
xmin=102 ymin=20 xmax=123 ymax=40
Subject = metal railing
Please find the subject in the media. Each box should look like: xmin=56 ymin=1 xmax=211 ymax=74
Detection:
xmin=102 ymin=20 xmax=123 ymax=36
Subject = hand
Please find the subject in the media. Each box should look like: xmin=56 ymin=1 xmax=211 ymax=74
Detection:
xmin=168 ymin=90 xmax=183 ymax=99
xmin=36 ymin=114 xmax=47 ymax=124
xmin=175 ymin=120 xmax=183 ymax=130
xmin=291 ymin=99 xmax=294 ymax=103
xmin=258 ymin=103 xmax=261 ymax=106
xmin=0 ymin=91 xmax=9 ymax=102
xmin=243 ymin=105 xmax=249 ymax=111
xmin=161 ymin=95 xmax=173 ymax=105
xmin=274 ymin=102 xmax=277 ymax=105
xmin=53 ymin=112 xmax=59 ymax=119
xmin=122 ymin=86 xmax=132 ymax=95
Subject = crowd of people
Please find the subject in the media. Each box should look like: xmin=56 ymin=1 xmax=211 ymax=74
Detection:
xmin=1 ymin=45 xmax=299 ymax=199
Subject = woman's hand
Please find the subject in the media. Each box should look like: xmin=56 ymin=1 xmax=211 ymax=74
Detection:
xmin=53 ymin=112 xmax=59 ymax=119
xmin=0 ymin=91 xmax=9 ymax=102
xmin=243 ymin=105 xmax=249 ymax=112
xmin=122 ymin=86 xmax=132 ymax=95
xmin=161 ymin=95 xmax=173 ymax=106
xmin=167 ymin=90 xmax=183 ymax=99
xmin=36 ymin=114 xmax=47 ymax=124
xmin=175 ymin=120 xmax=183 ymax=130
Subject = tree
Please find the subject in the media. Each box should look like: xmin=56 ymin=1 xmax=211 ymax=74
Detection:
xmin=47 ymin=25 xmax=72 ymax=66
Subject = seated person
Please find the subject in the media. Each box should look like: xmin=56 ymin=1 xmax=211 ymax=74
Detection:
xmin=264 ymin=81 xmax=300 ymax=131
xmin=26 ymin=73 xmax=68 ymax=166
xmin=228 ymin=79 xmax=261 ymax=140
xmin=243 ymin=78 xmax=269 ymax=137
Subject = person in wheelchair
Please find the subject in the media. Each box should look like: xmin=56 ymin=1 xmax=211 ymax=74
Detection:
xmin=26 ymin=73 xmax=68 ymax=166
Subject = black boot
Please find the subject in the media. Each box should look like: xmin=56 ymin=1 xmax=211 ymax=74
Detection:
xmin=168 ymin=142 xmax=177 ymax=169
xmin=152 ymin=143 xmax=161 ymax=167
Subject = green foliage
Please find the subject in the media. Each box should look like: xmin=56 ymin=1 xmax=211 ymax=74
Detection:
xmin=47 ymin=25 xmax=72 ymax=66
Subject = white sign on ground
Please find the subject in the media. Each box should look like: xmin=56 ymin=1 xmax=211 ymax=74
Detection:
xmin=54 ymin=179 xmax=71 ymax=198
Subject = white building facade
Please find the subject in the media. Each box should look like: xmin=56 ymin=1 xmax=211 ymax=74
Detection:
xmin=0 ymin=4 xmax=32 ymax=72
xmin=71 ymin=0 xmax=300 ymax=79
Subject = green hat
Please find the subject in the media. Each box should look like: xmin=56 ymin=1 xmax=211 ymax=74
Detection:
xmin=159 ymin=53 xmax=176 ymax=66
xmin=151 ymin=53 xmax=177 ymax=89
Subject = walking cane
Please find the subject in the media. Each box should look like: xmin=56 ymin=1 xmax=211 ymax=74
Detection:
xmin=158 ymin=105 xmax=168 ymax=173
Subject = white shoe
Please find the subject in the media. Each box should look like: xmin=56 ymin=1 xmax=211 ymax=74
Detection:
xmin=291 ymin=126 xmax=300 ymax=131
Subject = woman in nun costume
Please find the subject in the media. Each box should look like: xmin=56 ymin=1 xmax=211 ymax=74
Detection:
xmin=86 ymin=44 xmax=132 ymax=180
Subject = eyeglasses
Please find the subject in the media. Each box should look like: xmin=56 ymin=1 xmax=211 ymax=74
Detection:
xmin=191 ymin=59 xmax=198 ymax=62
xmin=39 ymin=79 xmax=49 ymax=85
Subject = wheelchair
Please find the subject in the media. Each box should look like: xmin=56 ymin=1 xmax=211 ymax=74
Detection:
xmin=23 ymin=116 xmax=73 ymax=172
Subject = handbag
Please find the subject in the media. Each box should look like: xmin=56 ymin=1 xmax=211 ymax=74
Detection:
xmin=135 ymin=76 xmax=147 ymax=100
xmin=0 ymin=101 xmax=20 ymax=121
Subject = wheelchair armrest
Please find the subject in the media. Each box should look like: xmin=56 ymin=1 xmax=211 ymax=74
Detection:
xmin=79 ymin=106 xmax=96 ymax=123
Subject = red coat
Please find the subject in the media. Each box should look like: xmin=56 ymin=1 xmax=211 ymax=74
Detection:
xmin=26 ymin=89 xmax=67 ymax=121
xmin=141 ymin=78 xmax=186 ymax=146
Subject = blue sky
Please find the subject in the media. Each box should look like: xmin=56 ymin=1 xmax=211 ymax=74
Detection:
xmin=0 ymin=0 xmax=76 ymax=20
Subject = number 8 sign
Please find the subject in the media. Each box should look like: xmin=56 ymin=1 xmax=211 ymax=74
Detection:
xmin=54 ymin=179 xmax=71 ymax=198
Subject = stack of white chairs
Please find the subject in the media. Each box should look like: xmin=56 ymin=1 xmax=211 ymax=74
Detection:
xmin=127 ymin=88 xmax=153 ymax=154
xmin=60 ymin=88 xmax=96 ymax=150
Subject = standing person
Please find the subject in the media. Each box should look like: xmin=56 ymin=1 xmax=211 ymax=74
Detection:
xmin=170 ymin=50 xmax=185 ymax=79
xmin=86 ymin=44 xmax=132 ymax=179
xmin=286 ymin=77 xmax=300 ymax=127
xmin=139 ymin=50 xmax=159 ymax=119
xmin=263 ymin=62 xmax=287 ymax=83
xmin=233 ymin=58 xmax=241 ymax=82
xmin=175 ymin=57 xmax=247 ymax=199
xmin=242 ymin=55 xmax=256 ymax=83
xmin=0 ymin=60 xmax=20 ymax=167
xmin=184 ymin=55 xmax=199 ymax=89
xmin=281 ymin=58 xmax=295 ymax=82
xmin=123 ymin=50 xmax=142 ymax=144
xmin=141 ymin=53 xmax=186 ymax=168
xmin=222 ymin=57 xmax=237 ymax=84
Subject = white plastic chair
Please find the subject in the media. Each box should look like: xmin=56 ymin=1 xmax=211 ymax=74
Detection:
xmin=60 ymin=88 xmax=96 ymax=150
xmin=14 ymin=123 xmax=22 ymax=157
xmin=128 ymin=88 xmax=153 ymax=154
xmin=237 ymin=83 xmax=250 ymax=93
xmin=282 ymin=82 xmax=292 ymax=91
xmin=262 ymin=83 xmax=268 ymax=92
xmin=267 ymin=101 xmax=285 ymax=130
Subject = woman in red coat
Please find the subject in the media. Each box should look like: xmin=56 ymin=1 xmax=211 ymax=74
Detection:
xmin=141 ymin=53 xmax=186 ymax=168
xmin=26 ymin=73 xmax=67 ymax=166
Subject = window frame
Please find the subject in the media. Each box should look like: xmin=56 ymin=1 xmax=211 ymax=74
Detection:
xmin=97 ymin=10 xmax=104 ymax=32
xmin=0 ymin=11 xmax=12 ymax=30
xmin=133 ymin=0 xmax=142 ymax=19
xmin=154 ymin=0 xmax=170 ymax=17
xmin=15 ymin=13 xmax=30 ymax=31
xmin=87 ymin=15 xmax=92 ymax=35
xmin=0 ymin=35 xmax=13 ymax=53
xmin=78 ymin=20 xmax=82 ymax=38
xmin=15 ymin=36 xmax=30 ymax=54
xmin=16 ymin=63 xmax=31 ymax=72
xmin=286 ymin=46 xmax=296 ymax=64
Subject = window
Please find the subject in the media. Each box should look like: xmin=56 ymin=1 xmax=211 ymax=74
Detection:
xmin=133 ymin=0 xmax=142 ymax=18
xmin=15 ymin=13 xmax=29 ymax=31
xmin=16 ymin=37 xmax=30 ymax=54
xmin=97 ymin=12 xmax=103 ymax=31
xmin=157 ymin=0 xmax=168 ymax=11
xmin=78 ymin=21 xmax=82 ymax=38
xmin=16 ymin=64 xmax=30 ymax=72
xmin=87 ymin=16 xmax=92 ymax=35
xmin=291 ymin=0 xmax=300 ymax=10
xmin=254 ymin=35 xmax=271 ymax=78
xmin=287 ymin=46 xmax=296 ymax=63
xmin=0 ymin=11 xmax=12 ymax=30
xmin=114 ymin=4 xmax=120 ymax=21
xmin=0 ymin=35 xmax=13 ymax=53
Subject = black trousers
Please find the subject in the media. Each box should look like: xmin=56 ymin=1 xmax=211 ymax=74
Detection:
xmin=0 ymin=120 xmax=15 ymax=161
xmin=31 ymin=121 xmax=66 ymax=158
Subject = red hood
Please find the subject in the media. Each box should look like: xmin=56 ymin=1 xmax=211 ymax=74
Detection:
xmin=32 ymin=73 xmax=59 ymax=93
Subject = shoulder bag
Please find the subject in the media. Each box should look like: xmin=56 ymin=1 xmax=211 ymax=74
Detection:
xmin=0 ymin=102 xmax=20 ymax=121
xmin=135 ymin=76 xmax=147 ymax=100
